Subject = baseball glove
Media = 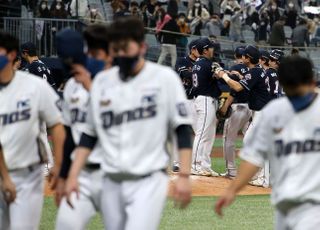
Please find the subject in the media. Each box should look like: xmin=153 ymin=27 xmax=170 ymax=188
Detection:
xmin=216 ymin=106 xmax=232 ymax=120
xmin=211 ymin=62 xmax=223 ymax=74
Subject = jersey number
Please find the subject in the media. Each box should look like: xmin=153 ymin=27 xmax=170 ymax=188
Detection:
xmin=43 ymin=74 xmax=47 ymax=80
xmin=265 ymin=77 xmax=270 ymax=93
xmin=274 ymin=80 xmax=279 ymax=94
xmin=192 ymin=73 xmax=198 ymax=87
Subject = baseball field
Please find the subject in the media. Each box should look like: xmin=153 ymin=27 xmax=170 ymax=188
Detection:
xmin=41 ymin=138 xmax=273 ymax=230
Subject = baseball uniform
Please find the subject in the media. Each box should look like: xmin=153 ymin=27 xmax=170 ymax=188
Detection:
xmin=80 ymin=61 xmax=192 ymax=230
xmin=223 ymin=63 xmax=252 ymax=177
xmin=191 ymin=55 xmax=222 ymax=175
xmin=266 ymin=67 xmax=280 ymax=100
xmin=240 ymin=93 xmax=320 ymax=229
xmin=55 ymin=78 xmax=104 ymax=230
xmin=0 ymin=71 xmax=62 ymax=230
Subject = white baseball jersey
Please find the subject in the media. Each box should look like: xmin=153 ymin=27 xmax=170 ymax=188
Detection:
xmin=0 ymin=71 xmax=62 ymax=170
xmin=62 ymin=78 xmax=102 ymax=164
xmin=83 ymin=61 xmax=192 ymax=175
xmin=240 ymin=94 xmax=320 ymax=205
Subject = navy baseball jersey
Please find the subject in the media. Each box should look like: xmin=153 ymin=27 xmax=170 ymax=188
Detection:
xmin=229 ymin=63 xmax=249 ymax=104
xmin=266 ymin=67 xmax=280 ymax=99
xmin=239 ymin=65 xmax=271 ymax=111
xmin=192 ymin=57 xmax=221 ymax=99
xmin=175 ymin=55 xmax=195 ymax=99
xmin=24 ymin=60 xmax=56 ymax=89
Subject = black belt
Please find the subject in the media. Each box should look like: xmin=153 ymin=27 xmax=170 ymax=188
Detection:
xmin=84 ymin=163 xmax=101 ymax=170
xmin=107 ymin=169 xmax=167 ymax=182
xmin=9 ymin=162 xmax=41 ymax=173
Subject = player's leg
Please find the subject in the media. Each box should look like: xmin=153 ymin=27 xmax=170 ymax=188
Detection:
xmin=187 ymin=98 xmax=197 ymax=132
xmin=9 ymin=165 xmax=44 ymax=230
xmin=287 ymin=203 xmax=320 ymax=230
xmin=55 ymin=169 xmax=99 ymax=230
xmin=274 ymin=209 xmax=288 ymax=230
xmin=100 ymin=176 xmax=126 ymax=230
xmin=124 ymin=171 xmax=169 ymax=230
xmin=157 ymin=44 xmax=169 ymax=65
xmin=0 ymin=191 xmax=9 ymax=230
xmin=169 ymin=44 xmax=177 ymax=68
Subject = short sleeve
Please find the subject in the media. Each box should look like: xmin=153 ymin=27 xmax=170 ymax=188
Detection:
xmin=79 ymin=94 xmax=97 ymax=137
xmin=38 ymin=80 xmax=62 ymax=127
xmin=62 ymin=89 xmax=72 ymax=127
xmin=239 ymin=110 xmax=272 ymax=167
xmin=167 ymin=70 xmax=193 ymax=129
xmin=239 ymin=72 xmax=259 ymax=91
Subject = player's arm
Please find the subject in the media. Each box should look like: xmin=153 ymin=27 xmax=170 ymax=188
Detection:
xmin=216 ymin=70 xmax=244 ymax=92
xmin=0 ymin=144 xmax=16 ymax=204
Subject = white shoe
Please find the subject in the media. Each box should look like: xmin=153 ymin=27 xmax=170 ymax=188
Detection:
xmin=199 ymin=168 xmax=220 ymax=177
xmin=248 ymin=178 xmax=264 ymax=187
xmin=191 ymin=168 xmax=200 ymax=175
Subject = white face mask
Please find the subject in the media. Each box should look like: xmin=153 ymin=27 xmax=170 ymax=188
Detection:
xmin=91 ymin=9 xmax=97 ymax=14
xmin=289 ymin=3 xmax=294 ymax=7
xmin=272 ymin=5 xmax=277 ymax=10
xmin=194 ymin=3 xmax=200 ymax=7
xmin=56 ymin=4 xmax=61 ymax=10
xmin=41 ymin=4 xmax=47 ymax=10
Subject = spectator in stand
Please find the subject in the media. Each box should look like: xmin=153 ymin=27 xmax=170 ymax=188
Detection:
xmin=167 ymin=0 xmax=178 ymax=18
xmin=292 ymin=18 xmax=309 ymax=48
xmin=84 ymin=4 xmax=105 ymax=24
xmin=258 ymin=9 xmax=269 ymax=44
xmin=157 ymin=11 xmax=180 ymax=67
xmin=188 ymin=0 xmax=210 ymax=35
xmin=146 ymin=0 xmax=158 ymax=27
xmin=269 ymin=16 xmax=286 ymax=47
xmin=38 ymin=0 xmax=51 ymax=56
xmin=177 ymin=13 xmax=191 ymax=58
xmin=285 ymin=1 xmax=297 ymax=29
xmin=229 ymin=7 xmax=243 ymax=42
xmin=21 ymin=0 xmax=37 ymax=16
xmin=139 ymin=1 xmax=148 ymax=26
xmin=113 ymin=0 xmax=131 ymax=19
xmin=204 ymin=14 xmax=223 ymax=37
xmin=155 ymin=7 xmax=166 ymax=28
xmin=220 ymin=0 xmax=240 ymax=21
xmin=251 ymin=10 xmax=260 ymax=42
xmin=221 ymin=20 xmax=230 ymax=36
xmin=38 ymin=0 xmax=50 ymax=17
xmin=50 ymin=0 xmax=68 ymax=19
xmin=267 ymin=2 xmax=280 ymax=28
xmin=130 ymin=1 xmax=143 ymax=19
xmin=70 ymin=0 xmax=88 ymax=18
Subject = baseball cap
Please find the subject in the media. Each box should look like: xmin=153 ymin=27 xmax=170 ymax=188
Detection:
xmin=259 ymin=49 xmax=270 ymax=60
xmin=21 ymin=42 xmax=36 ymax=54
xmin=188 ymin=39 xmax=199 ymax=51
xmin=234 ymin=46 xmax=245 ymax=57
xmin=56 ymin=28 xmax=86 ymax=66
xmin=269 ymin=49 xmax=285 ymax=63
xmin=243 ymin=45 xmax=260 ymax=63
xmin=196 ymin=38 xmax=214 ymax=53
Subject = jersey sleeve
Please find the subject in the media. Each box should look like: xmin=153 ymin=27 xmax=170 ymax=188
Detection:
xmin=79 ymin=93 xmax=97 ymax=137
xmin=61 ymin=83 xmax=72 ymax=127
xmin=239 ymin=110 xmax=272 ymax=167
xmin=38 ymin=80 xmax=62 ymax=127
xmin=167 ymin=69 xmax=193 ymax=129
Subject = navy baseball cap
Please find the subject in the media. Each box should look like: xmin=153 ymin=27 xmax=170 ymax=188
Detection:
xmin=259 ymin=49 xmax=270 ymax=60
xmin=243 ymin=45 xmax=260 ymax=62
xmin=269 ymin=49 xmax=285 ymax=63
xmin=21 ymin=42 xmax=36 ymax=54
xmin=56 ymin=28 xmax=86 ymax=66
xmin=234 ymin=46 xmax=245 ymax=57
xmin=196 ymin=38 xmax=214 ymax=53
xmin=188 ymin=39 xmax=199 ymax=51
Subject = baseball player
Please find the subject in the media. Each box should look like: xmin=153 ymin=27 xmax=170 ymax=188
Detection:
xmin=21 ymin=42 xmax=57 ymax=176
xmin=191 ymin=38 xmax=222 ymax=176
xmin=219 ymin=47 xmax=251 ymax=178
xmin=267 ymin=49 xmax=284 ymax=99
xmin=215 ymin=45 xmax=271 ymax=187
xmin=215 ymin=56 xmax=320 ymax=230
xmin=173 ymin=39 xmax=199 ymax=172
xmin=55 ymin=25 xmax=111 ymax=230
xmin=64 ymin=17 xmax=193 ymax=230
xmin=258 ymin=49 xmax=270 ymax=70
xmin=0 ymin=32 xmax=65 ymax=230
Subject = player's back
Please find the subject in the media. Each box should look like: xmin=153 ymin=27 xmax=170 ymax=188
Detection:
xmin=90 ymin=61 xmax=191 ymax=175
xmin=25 ymin=60 xmax=56 ymax=88
xmin=192 ymin=57 xmax=221 ymax=98
xmin=255 ymin=94 xmax=320 ymax=205
xmin=0 ymin=71 xmax=61 ymax=169
xmin=266 ymin=67 xmax=280 ymax=99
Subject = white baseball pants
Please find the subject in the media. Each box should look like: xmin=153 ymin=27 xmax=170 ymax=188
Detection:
xmin=0 ymin=164 xmax=44 ymax=230
xmin=223 ymin=103 xmax=252 ymax=175
xmin=101 ymin=171 xmax=168 ymax=230
xmin=56 ymin=168 xmax=104 ymax=230
xmin=192 ymin=96 xmax=218 ymax=171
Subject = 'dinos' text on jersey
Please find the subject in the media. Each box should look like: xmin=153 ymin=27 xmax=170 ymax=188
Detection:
xmin=275 ymin=139 xmax=320 ymax=157
xmin=0 ymin=99 xmax=31 ymax=126
xmin=101 ymin=105 xmax=157 ymax=129
xmin=71 ymin=108 xmax=87 ymax=124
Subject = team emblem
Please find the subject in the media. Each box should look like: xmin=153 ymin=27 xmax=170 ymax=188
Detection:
xmin=70 ymin=97 xmax=79 ymax=103
xmin=100 ymin=99 xmax=111 ymax=107
xmin=273 ymin=127 xmax=283 ymax=134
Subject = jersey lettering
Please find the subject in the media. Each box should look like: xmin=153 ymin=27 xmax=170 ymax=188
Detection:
xmin=70 ymin=108 xmax=87 ymax=123
xmin=275 ymin=139 xmax=320 ymax=157
xmin=0 ymin=108 xmax=31 ymax=126
xmin=101 ymin=105 xmax=157 ymax=129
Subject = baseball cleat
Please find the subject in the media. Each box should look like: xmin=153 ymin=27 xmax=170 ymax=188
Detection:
xmin=199 ymin=169 xmax=220 ymax=177
xmin=220 ymin=172 xmax=236 ymax=179
xmin=248 ymin=178 xmax=265 ymax=187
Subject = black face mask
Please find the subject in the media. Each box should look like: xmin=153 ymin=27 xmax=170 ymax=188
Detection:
xmin=112 ymin=55 xmax=139 ymax=81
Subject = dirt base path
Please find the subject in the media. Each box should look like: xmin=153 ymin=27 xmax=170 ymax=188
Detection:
xmin=45 ymin=175 xmax=270 ymax=197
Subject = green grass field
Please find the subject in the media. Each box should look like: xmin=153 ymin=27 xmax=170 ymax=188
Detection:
xmin=40 ymin=138 xmax=274 ymax=229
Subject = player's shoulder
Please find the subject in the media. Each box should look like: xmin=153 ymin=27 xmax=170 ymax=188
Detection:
xmin=147 ymin=61 xmax=180 ymax=81
xmin=15 ymin=70 xmax=45 ymax=85
xmin=262 ymin=97 xmax=291 ymax=116
xmin=64 ymin=78 xmax=79 ymax=94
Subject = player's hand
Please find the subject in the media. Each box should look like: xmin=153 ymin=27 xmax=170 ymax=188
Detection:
xmin=65 ymin=176 xmax=79 ymax=209
xmin=214 ymin=190 xmax=236 ymax=217
xmin=219 ymin=104 xmax=228 ymax=116
xmin=173 ymin=176 xmax=192 ymax=209
xmin=72 ymin=64 xmax=92 ymax=91
xmin=54 ymin=178 xmax=66 ymax=207
xmin=48 ymin=165 xmax=60 ymax=190
xmin=2 ymin=177 xmax=16 ymax=204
